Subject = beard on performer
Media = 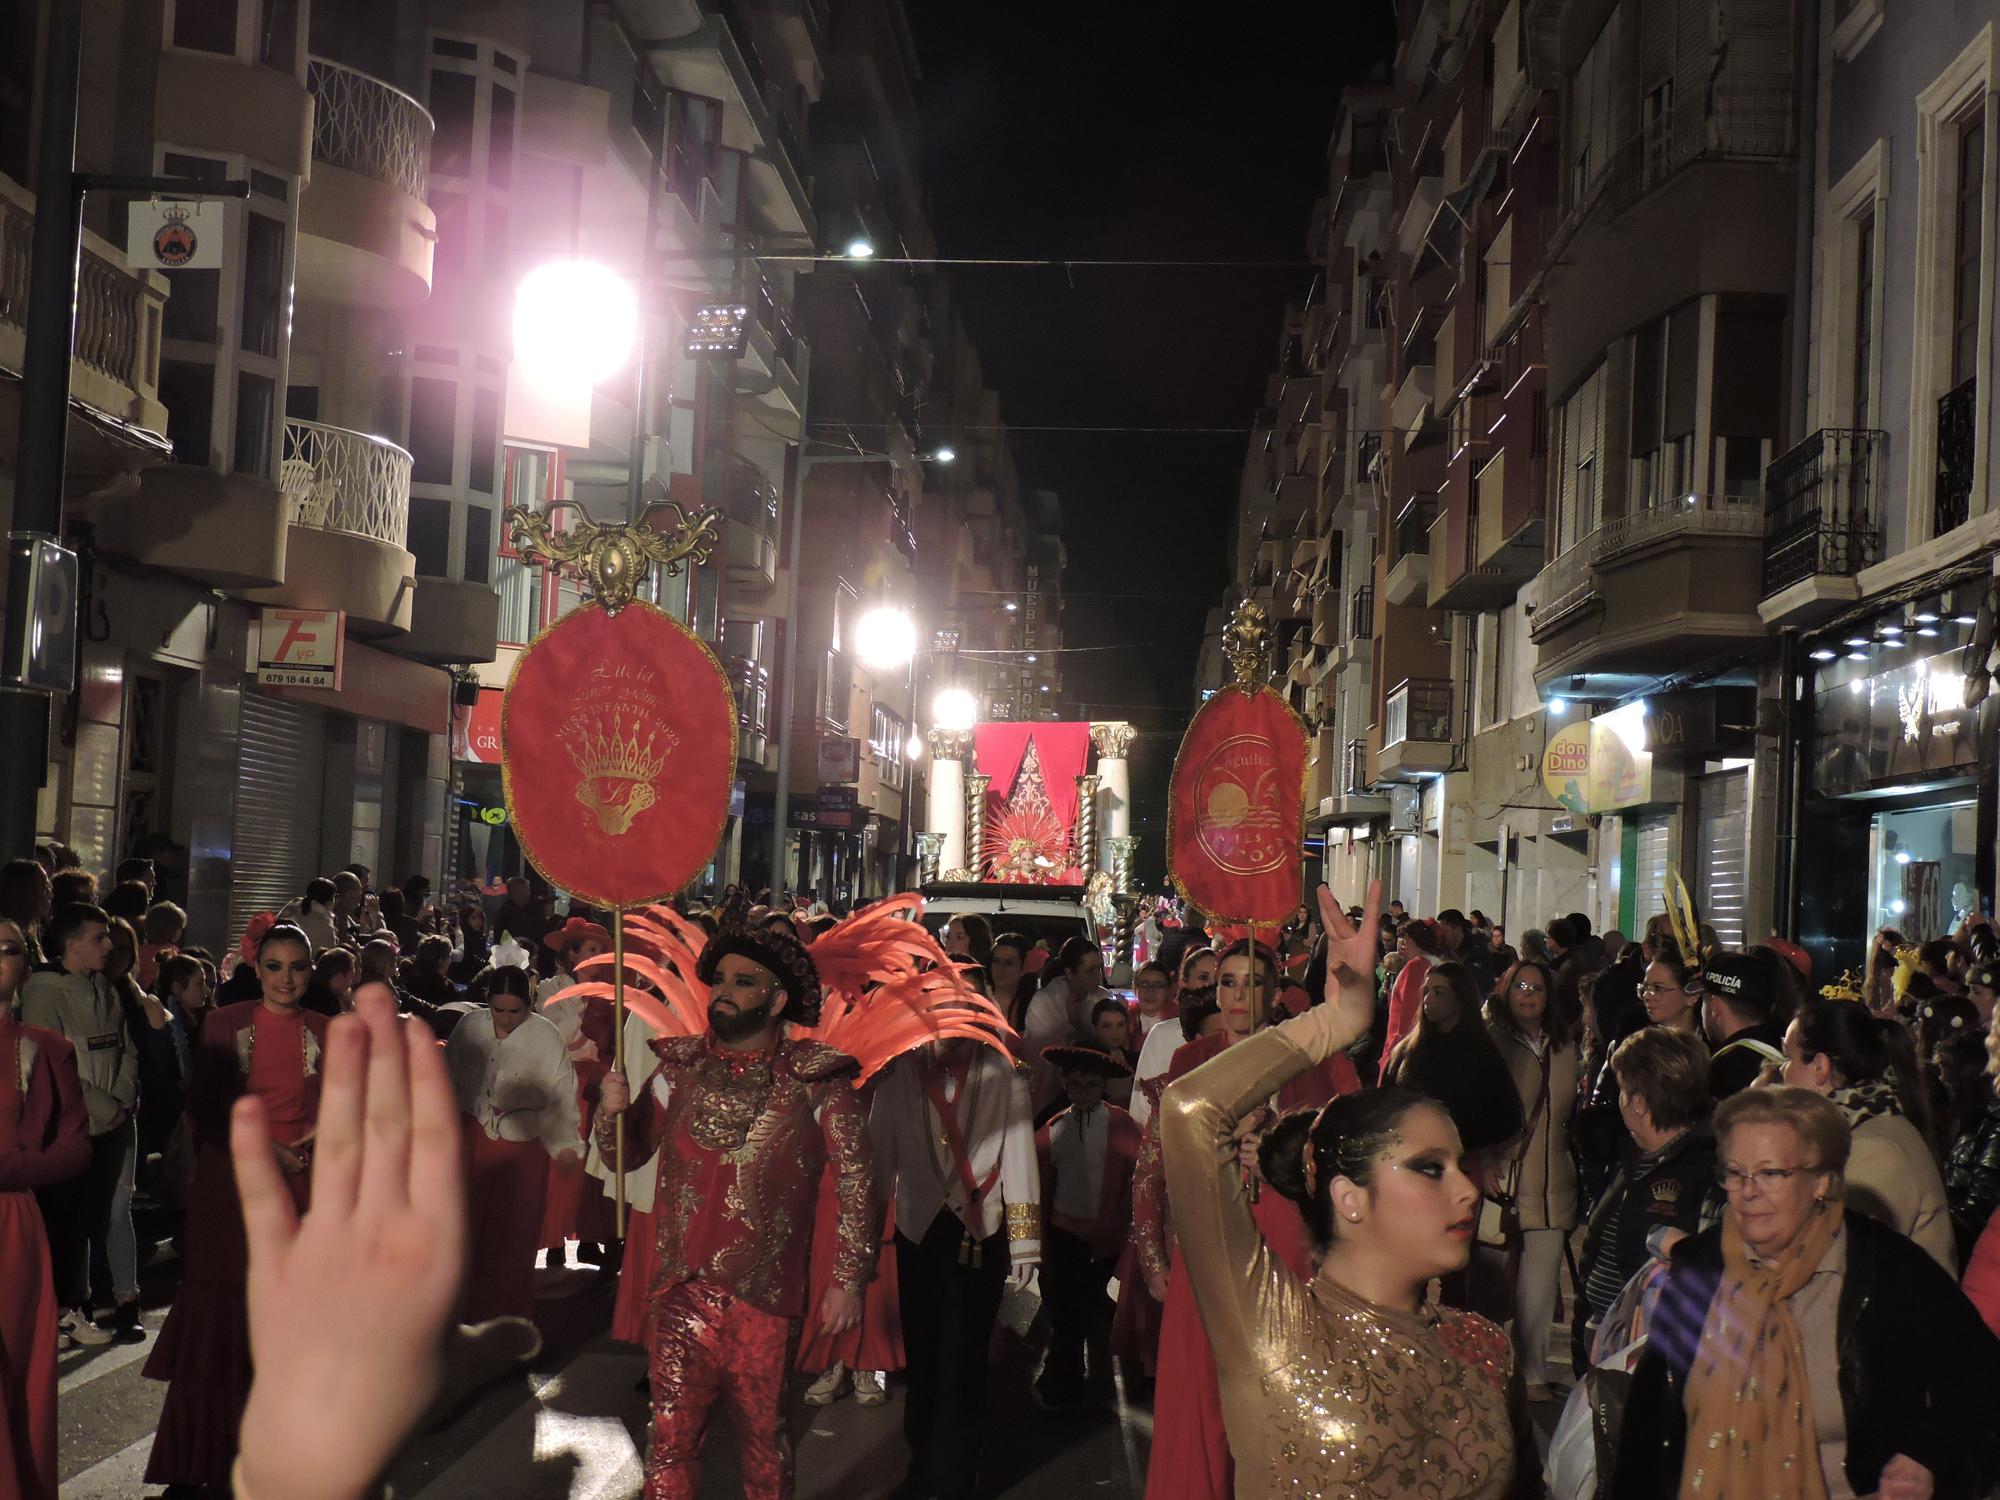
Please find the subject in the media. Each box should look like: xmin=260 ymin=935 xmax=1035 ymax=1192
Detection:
xmin=708 ymin=995 xmax=777 ymax=1044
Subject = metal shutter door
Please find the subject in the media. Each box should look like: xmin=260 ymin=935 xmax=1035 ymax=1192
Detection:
xmin=1695 ymin=770 xmax=1749 ymax=949
xmin=230 ymin=694 xmax=329 ymax=946
xmin=1631 ymin=814 xmax=1672 ymax=934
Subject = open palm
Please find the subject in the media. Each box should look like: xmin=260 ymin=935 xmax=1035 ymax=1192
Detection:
xmin=1315 ymin=880 xmax=1382 ymax=1043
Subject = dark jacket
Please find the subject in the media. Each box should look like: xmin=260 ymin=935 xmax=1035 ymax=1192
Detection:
xmin=1612 ymin=1212 xmax=2000 ymax=1499
xmin=1383 ymin=1017 xmax=1525 ymax=1155
xmin=1705 ymin=1022 xmax=1785 ymax=1101
xmin=1577 ymin=1125 xmax=1716 ymax=1333
xmin=1948 ymin=1097 xmax=2000 ymax=1263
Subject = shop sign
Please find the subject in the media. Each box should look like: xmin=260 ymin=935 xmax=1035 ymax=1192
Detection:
xmin=817 ymin=735 xmax=860 ymax=784
xmin=1541 ymin=722 xmax=1593 ymax=813
xmin=1540 ymin=708 xmax=1653 ymax=814
xmin=126 ymin=199 xmax=224 ymax=270
xmin=255 ymin=608 xmax=345 ymax=689
xmin=819 ymin=784 xmax=858 ymax=811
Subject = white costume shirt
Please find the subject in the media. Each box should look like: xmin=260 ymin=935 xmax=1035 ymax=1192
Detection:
xmin=584 ymin=1006 xmax=669 ymax=1214
xmin=1127 ymin=1016 xmax=1188 ymax=1129
xmin=872 ymin=1045 xmax=1042 ymax=1267
xmin=444 ymin=1008 xmax=583 ymax=1161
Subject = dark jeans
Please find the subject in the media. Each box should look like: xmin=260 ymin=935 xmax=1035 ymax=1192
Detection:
xmin=38 ymin=1117 xmax=136 ymax=1309
xmin=1037 ymin=1225 xmax=1114 ymax=1400
xmin=896 ymin=1208 xmax=1007 ymax=1500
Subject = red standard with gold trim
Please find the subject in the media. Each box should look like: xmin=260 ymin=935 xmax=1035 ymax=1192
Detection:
xmin=501 ymin=600 xmax=738 ymax=907
xmin=1166 ymin=684 xmax=1307 ymax=924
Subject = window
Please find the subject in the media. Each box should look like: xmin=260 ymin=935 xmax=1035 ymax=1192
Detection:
xmin=1853 ymin=208 xmax=1876 ymax=429
xmin=170 ymin=0 xmax=296 ymax=68
xmin=408 ymin=378 xmax=457 ymax=485
xmin=463 ymin=504 xmax=493 ymax=586
xmin=1554 ymin=364 xmax=1605 ymax=552
xmin=161 ymin=360 xmax=215 ymax=466
xmin=234 ymin=372 xmax=275 ymax=475
xmin=1629 ymin=306 xmax=1699 ymax=507
xmin=496 ymin=446 xmax=558 ymax=642
xmin=1953 ymin=105 xmax=1985 ymax=386
xmin=429 ymin=71 xmax=477 ymax=176
xmin=173 ymin=0 xmax=237 ymax=52
xmin=1567 ymin=12 xmax=1620 ymax=204
xmin=469 ymin=387 xmax=500 ymax=493
xmin=407 ymin=497 xmax=452 ymax=577
xmin=256 ymin=0 xmax=298 ymax=70
xmin=1643 ymin=81 xmax=1674 ymax=182
xmin=240 ymin=212 xmax=285 ymax=359
xmin=488 ymin=86 xmax=515 ymax=189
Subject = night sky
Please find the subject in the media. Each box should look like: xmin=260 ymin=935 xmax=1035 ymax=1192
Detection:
xmin=906 ymin=2 xmax=1397 ymax=885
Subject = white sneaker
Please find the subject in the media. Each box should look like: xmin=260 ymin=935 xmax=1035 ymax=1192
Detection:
xmin=60 ymin=1310 xmax=114 ymax=1347
xmin=852 ymin=1369 xmax=887 ymax=1406
xmin=803 ymin=1362 xmax=848 ymax=1406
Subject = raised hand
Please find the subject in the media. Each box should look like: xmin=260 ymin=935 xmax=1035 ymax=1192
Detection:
xmin=1315 ymin=880 xmax=1382 ymax=1045
xmin=233 ymin=984 xmax=465 ymax=1500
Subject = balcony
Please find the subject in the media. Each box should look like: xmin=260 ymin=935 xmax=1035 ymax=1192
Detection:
xmin=297 ymin=58 xmax=436 ymax=310
xmin=1384 ymin=496 xmax=1436 ymax=606
xmin=729 ymin=654 xmax=773 ymax=767
xmin=400 ymin=576 xmax=500 ymax=664
xmin=1936 ymin=377 xmax=1975 ymax=538
xmin=245 ymin=419 xmax=416 ymax=633
xmin=1759 ymin=428 xmax=1885 ymax=625
xmin=735 ymin=278 xmax=804 ymax=429
xmin=724 ymin=454 xmax=781 ymax=592
xmin=1379 ymin=677 xmax=1454 ymax=779
xmin=0 ymin=175 xmax=170 ymax=486
xmin=1339 ymin=735 xmax=1390 ymax=818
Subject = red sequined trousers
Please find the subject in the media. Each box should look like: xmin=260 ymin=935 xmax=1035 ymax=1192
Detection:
xmin=646 ymin=1278 xmax=796 ymax=1500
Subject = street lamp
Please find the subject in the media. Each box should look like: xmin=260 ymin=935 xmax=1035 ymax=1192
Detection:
xmin=932 ymin=445 xmax=957 ymax=464
xmin=854 ymin=605 xmax=919 ymax=672
xmin=932 ymin=687 xmax=979 ymax=732
xmin=512 ymin=259 xmax=639 ymax=396
xmin=845 ymin=236 xmax=876 ymax=260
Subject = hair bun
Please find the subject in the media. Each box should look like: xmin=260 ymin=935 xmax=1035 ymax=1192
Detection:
xmin=1257 ymin=1108 xmax=1317 ymax=1206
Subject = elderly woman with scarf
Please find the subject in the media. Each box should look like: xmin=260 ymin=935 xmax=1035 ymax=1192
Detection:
xmin=1780 ymin=998 xmax=1956 ymax=1272
xmin=1614 ymin=1086 xmax=2000 ymax=1500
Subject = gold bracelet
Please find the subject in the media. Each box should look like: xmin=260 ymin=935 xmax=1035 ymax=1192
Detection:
xmin=1005 ymin=1200 xmax=1040 ymax=1242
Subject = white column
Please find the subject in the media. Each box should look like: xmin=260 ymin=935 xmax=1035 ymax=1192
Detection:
xmin=925 ymin=729 xmax=972 ymax=876
xmin=1091 ymin=722 xmax=1136 ymax=879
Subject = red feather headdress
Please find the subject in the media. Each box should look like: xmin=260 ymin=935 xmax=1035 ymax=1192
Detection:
xmin=542 ymin=892 xmax=1016 ymax=1086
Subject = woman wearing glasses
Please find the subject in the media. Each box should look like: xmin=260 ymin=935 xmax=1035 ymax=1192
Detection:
xmin=1637 ymin=947 xmax=1705 ymax=1041
xmin=1615 ymin=1086 xmax=2000 ymax=1500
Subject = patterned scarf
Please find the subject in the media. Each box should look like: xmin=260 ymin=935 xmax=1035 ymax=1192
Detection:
xmin=1828 ymin=1077 xmax=1900 ymax=1129
xmin=1677 ymin=1198 xmax=1844 ymax=1500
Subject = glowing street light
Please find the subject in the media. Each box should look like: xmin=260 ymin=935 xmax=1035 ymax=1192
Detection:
xmin=845 ymin=236 xmax=876 ymax=260
xmin=931 ymin=445 xmax=957 ymax=464
xmin=932 ymin=687 xmax=978 ymax=732
xmin=854 ymin=605 xmax=918 ymax=671
xmin=512 ymin=260 xmax=639 ymax=396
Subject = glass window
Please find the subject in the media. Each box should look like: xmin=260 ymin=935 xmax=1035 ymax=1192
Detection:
xmin=1870 ymin=802 xmax=1979 ymax=941
xmin=173 ymin=0 xmax=237 ymax=54
xmin=488 ymin=85 xmax=515 ymax=187
xmin=408 ymin=496 xmax=452 ymax=576
xmin=1953 ymin=106 xmax=1985 ymax=387
xmin=240 ymin=212 xmax=285 ymax=358
xmin=408 ymin=377 xmax=457 ymax=485
xmin=430 ymin=192 xmax=466 ymax=286
xmin=162 ymin=151 xmax=228 ymax=185
xmin=284 ymin=384 xmax=319 ymax=420
xmin=469 ymin=387 xmax=500 ymax=493
xmin=431 ymin=36 xmax=477 ymax=59
xmin=1853 ymin=210 xmax=1875 ymax=429
xmin=463 ymin=503 xmax=493 ymax=585
xmin=160 ymin=360 xmax=215 ymax=466
xmin=161 ymin=267 xmax=221 ymax=344
xmin=429 ymin=71 xmax=477 ymax=177
xmin=234 ymin=371 xmax=275 ymax=476
xmin=249 ymin=169 xmax=289 ymax=202
xmin=495 ymin=555 xmax=538 ymax=643
xmin=256 ymin=0 xmax=297 ymax=70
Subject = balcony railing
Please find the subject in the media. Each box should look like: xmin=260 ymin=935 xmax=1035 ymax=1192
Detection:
xmin=728 ymin=655 xmax=772 ymax=744
xmin=1761 ymin=428 xmax=1885 ymax=595
xmin=1343 ymin=737 xmax=1372 ymax=796
xmin=280 ymin=419 xmax=412 ymax=547
xmin=1393 ymin=496 xmax=1437 ymax=559
xmin=1 ymin=178 xmax=159 ymax=403
xmin=1936 ymin=377 xmax=1975 ymax=537
xmin=306 ymin=57 xmax=433 ymax=201
xmin=1384 ymin=678 xmax=1453 ymax=749
xmin=1592 ymin=491 xmax=1762 ymax=567
xmin=1349 ymin=584 xmax=1375 ymax=641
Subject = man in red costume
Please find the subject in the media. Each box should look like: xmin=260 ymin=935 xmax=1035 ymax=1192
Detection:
xmin=596 ymin=910 xmax=873 ymax=1500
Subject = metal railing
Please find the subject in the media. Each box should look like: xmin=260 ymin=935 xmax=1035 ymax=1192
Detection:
xmin=280 ymin=419 xmax=412 ymax=546
xmin=1393 ymin=495 xmax=1437 ymax=559
xmin=1349 ymin=584 xmax=1375 ymax=641
xmin=1761 ymin=428 xmax=1885 ymax=595
xmin=1384 ymin=678 xmax=1452 ymax=748
xmin=1525 ymin=542 xmax=1597 ymax=629
xmin=1592 ymin=491 xmax=1762 ymax=567
xmin=307 ymin=57 xmax=433 ymax=201
xmin=1 ymin=179 xmax=158 ymax=399
xmin=1936 ymin=377 xmax=1975 ymax=537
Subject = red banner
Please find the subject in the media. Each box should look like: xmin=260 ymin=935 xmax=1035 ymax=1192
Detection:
xmin=1167 ymin=686 xmax=1307 ymax=924
xmin=501 ymin=601 xmax=737 ymax=907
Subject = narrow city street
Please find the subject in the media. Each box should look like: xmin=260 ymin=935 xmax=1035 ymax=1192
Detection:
xmin=53 ymin=1253 xmax=1154 ymax=1500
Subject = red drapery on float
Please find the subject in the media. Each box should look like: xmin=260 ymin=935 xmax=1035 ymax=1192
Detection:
xmin=1166 ymin=686 xmax=1307 ymax=924
xmin=973 ymin=721 xmax=1092 ymax=883
xmin=501 ymin=600 xmax=738 ymax=905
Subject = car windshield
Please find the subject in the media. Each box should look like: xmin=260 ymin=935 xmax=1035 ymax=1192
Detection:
xmin=922 ymin=908 xmax=1089 ymax=960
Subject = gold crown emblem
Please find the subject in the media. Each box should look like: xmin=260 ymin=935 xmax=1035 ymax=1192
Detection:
xmin=161 ymin=201 xmax=192 ymax=225
xmin=562 ymin=713 xmax=674 ymax=836
xmin=1820 ymin=968 xmax=1864 ymax=1003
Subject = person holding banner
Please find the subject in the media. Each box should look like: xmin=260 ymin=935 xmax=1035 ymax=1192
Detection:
xmin=1161 ymin=884 xmax=1529 ymax=1500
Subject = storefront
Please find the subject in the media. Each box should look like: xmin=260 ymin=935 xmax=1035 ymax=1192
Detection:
xmin=1796 ymin=588 xmax=1995 ymax=978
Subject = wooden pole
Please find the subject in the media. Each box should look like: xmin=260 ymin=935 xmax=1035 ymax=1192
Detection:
xmin=1248 ymin=922 xmax=1264 ymax=1204
xmin=613 ymin=906 xmax=627 ymax=1238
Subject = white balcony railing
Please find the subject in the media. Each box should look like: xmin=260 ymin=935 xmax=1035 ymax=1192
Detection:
xmin=0 ymin=175 xmax=160 ymax=404
xmin=1592 ymin=491 xmax=1763 ymax=566
xmin=280 ymin=419 xmax=412 ymax=547
xmin=307 ymin=57 xmax=434 ymax=201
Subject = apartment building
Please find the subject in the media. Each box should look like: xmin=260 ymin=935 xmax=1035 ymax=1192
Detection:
xmin=2 ymin=0 xmax=1034 ymax=936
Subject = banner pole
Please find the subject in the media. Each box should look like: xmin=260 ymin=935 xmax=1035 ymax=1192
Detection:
xmin=613 ymin=905 xmax=627 ymax=1238
xmin=1248 ymin=920 xmax=1264 ymax=1204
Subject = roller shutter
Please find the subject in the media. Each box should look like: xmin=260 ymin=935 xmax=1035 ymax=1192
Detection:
xmin=230 ymin=694 xmax=329 ymax=946
xmin=1631 ymin=813 xmax=1673 ymax=934
xmin=1694 ymin=770 xmax=1750 ymax=948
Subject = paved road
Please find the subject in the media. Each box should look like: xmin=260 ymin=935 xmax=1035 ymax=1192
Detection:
xmin=57 ymin=1248 xmax=1151 ymax=1499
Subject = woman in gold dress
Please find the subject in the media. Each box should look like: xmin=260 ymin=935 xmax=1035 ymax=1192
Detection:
xmin=1160 ymin=882 xmax=1537 ymax=1499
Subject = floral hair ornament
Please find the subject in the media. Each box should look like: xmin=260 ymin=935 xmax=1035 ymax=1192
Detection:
xmin=238 ymin=912 xmax=278 ymax=967
xmin=490 ymin=934 xmax=533 ymax=972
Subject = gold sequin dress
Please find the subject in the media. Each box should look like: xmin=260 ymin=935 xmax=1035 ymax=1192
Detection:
xmin=1160 ymin=1005 xmax=1522 ymax=1499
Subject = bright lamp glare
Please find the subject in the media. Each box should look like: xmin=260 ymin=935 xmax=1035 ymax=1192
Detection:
xmin=933 ymin=688 xmax=978 ymax=732
xmin=932 ymin=446 xmax=957 ymax=463
xmin=845 ymin=237 xmax=876 ymax=259
xmin=1003 ymin=600 xmax=1019 ymax=612
xmin=513 ymin=261 xmax=638 ymax=395
xmin=906 ymin=733 xmax=925 ymax=759
xmin=854 ymin=606 xmax=918 ymax=671
xmin=1548 ymin=697 xmax=1568 ymax=715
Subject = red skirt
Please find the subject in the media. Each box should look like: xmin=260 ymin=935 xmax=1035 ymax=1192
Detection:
xmin=794 ymin=1177 xmax=903 ymax=1373
xmin=1109 ymin=1234 xmax=1163 ymax=1378
xmin=144 ymin=1143 xmax=310 ymax=1488
xmin=537 ymin=1150 xmax=616 ymax=1249
xmin=612 ymin=1202 xmax=660 ymax=1346
xmin=0 ymin=1191 xmax=58 ymax=1500
xmin=462 ymin=1127 xmax=550 ymax=1325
